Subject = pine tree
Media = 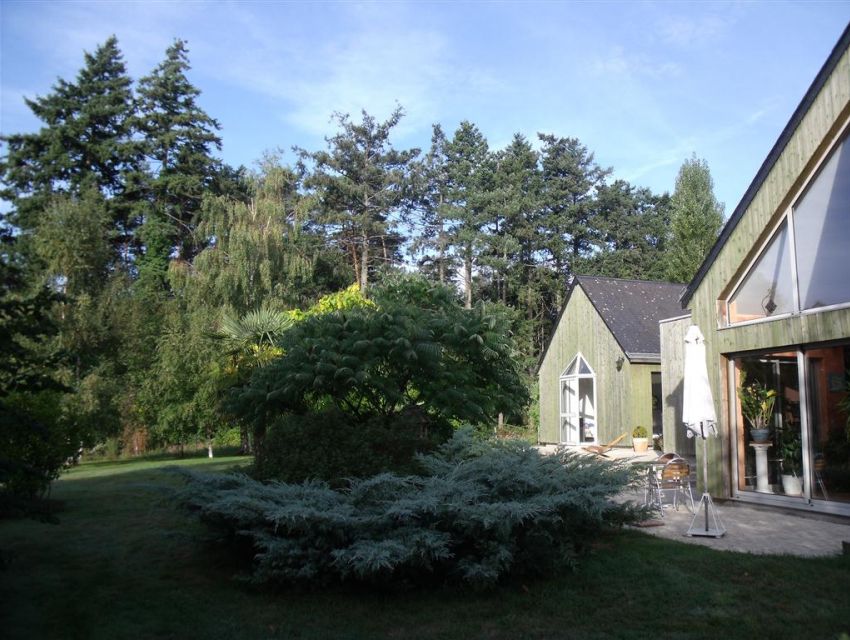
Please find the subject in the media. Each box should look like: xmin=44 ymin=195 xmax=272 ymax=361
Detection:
xmin=585 ymin=180 xmax=671 ymax=280
xmin=537 ymin=134 xmax=610 ymax=285
xmin=1 ymin=36 xmax=139 ymax=246
xmin=409 ymin=125 xmax=456 ymax=284
xmin=443 ymin=121 xmax=493 ymax=308
xmin=134 ymin=39 xmax=224 ymax=271
xmin=482 ymin=134 xmax=540 ymax=305
xmin=300 ymin=107 xmax=419 ymax=292
xmin=664 ymin=155 xmax=724 ymax=283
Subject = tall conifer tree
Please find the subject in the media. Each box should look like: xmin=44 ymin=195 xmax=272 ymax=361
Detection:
xmin=134 ymin=39 xmax=223 ymax=274
xmin=443 ymin=121 xmax=492 ymax=308
xmin=300 ymin=107 xmax=419 ymax=292
xmin=538 ymin=134 xmax=609 ymax=287
xmin=410 ymin=125 xmax=456 ymax=284
xmin=664 ymin=155 xmax=724 ymax=283
xmin=1 ymin=36 xmax=139 ymax=248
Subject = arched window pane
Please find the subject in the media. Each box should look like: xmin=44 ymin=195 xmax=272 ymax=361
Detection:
xmin=728 ymin=221 xmax=794 ymax=323
xmin=793 ymin=137 xmax=850 ymax=310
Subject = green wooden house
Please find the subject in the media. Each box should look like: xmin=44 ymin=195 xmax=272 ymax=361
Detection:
xmin=666 ymin=24 xmax=850 ymax=516
xmin=537 ymin=276 xmax=684 ymax=447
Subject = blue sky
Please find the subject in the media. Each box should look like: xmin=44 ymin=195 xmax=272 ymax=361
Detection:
xmin=2 ymin=1 xmax=849 ymax=213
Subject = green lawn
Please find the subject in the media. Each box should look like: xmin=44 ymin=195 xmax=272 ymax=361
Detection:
xmin=2 ymin=455 xmax=849 ymax=640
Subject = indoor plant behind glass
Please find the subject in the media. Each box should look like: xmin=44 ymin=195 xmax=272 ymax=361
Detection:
xmin=737 ymin=373 xmax=777 ymax=444
xmin=779 ymin=428 xmax=803 ymax=496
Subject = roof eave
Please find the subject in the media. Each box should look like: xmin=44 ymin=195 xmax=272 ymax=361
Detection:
xmin=626 ymin=352 xmax=661 ymax=364
xmin=681 ymin=22 xmax=850 ymax=307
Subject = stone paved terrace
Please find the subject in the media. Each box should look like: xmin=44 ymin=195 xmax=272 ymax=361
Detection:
xmin=538 ymin=444 xmax=850 ymax=558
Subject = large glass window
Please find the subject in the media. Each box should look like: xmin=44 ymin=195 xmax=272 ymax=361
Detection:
xmin=793 ymin=137 xmax=850 ymax=310
xmin=725 ymin=134 xmax=850 ymax=325
xmin=734 ymin=351 xmax=802 ymax=497
xmin=728 ymin=221 xmax=794 ymax=323
xmin=732 ymin=344 xmax=850 ymax=505
xmin=804 ymin=345 xmax=850 ymax=504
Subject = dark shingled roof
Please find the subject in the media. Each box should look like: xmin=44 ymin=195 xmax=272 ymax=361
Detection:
xmin=576 ymin=276 xmax=686 ymax=362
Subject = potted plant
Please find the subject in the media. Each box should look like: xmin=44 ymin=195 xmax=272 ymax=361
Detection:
xmin=737 ymin=373 xmax=777 ymax=443
xmin=779 ymin=429 xmax=803 ymax=496
xmin=632 ymin=425 xmax=649 ymax=453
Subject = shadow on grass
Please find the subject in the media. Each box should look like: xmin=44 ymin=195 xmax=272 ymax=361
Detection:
xmin=1 ymin=457 xmax=849 ymax=640
xmin=77 ymin=445 xmax=247 ymax=467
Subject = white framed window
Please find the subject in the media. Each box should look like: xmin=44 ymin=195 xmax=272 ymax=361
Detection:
xmin=724 ymin=130 xmax=850 ymax=326
xmin=558 ymin=353 xmax=597 ymax=445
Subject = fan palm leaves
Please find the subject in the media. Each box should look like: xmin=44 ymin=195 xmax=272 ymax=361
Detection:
xmin=217 ymin=305 xmax=293 ymax=373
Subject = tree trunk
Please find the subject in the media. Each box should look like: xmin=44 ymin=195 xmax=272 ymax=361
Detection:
xmin=239 ymin=424 xmax=251 ymax=454
xmin=360 ymin=234 xmax=369 ymax=292
xmin=502 ymin=246 xmax=508 ymax=304
xmin=438 ymin=195 xmax=446 ymax=284
xmin=351 ymin=241 xmax=361 ymax=289
xmin=464 ymin=252 xmax=472 ymax=309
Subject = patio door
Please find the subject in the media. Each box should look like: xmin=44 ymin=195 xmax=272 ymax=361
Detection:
xmin=559 ymin=353 xmax=597 ymax=445
xmin=731 ymin=343 xmax=850 ymax=514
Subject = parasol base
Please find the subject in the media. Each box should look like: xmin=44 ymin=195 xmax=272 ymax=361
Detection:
xmin=686 ymin=492 xmax=726 ymax=538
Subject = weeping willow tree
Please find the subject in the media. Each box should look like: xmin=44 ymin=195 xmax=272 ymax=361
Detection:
xmin=182 ymin=158 xmax=349 ymax=314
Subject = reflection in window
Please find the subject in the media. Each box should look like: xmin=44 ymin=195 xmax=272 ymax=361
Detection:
xmin=733 ymin=344 xmax=850 ymax=504
xmin=793 ymin=137 xmax=850 ymax=310
xmin=734 ymin=351 xmax=802 ymax=497
xmin=804 ymin=345 xmax=850 ymax=504
xmin=728 ymin=221 xmax=794 ymax=323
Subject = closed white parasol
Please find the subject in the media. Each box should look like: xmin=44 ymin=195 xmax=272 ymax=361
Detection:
xmin=682 ymin=325 xmax=726 ymax=537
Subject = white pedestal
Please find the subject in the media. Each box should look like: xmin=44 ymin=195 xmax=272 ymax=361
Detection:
xmin=749 ymin=443 xmax=772 ymax=493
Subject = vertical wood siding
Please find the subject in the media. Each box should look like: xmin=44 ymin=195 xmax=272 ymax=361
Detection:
xmin=660 ymin=316 xmax=697 ymax=457
xmin=687 ymin=47 xmax=850 ymax=495
xmin=538 ymin=285 xmax=654 ymax=445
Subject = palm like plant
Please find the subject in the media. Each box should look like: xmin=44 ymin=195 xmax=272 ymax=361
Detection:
xmin=217 ymin=305 xmax=293 ymax=374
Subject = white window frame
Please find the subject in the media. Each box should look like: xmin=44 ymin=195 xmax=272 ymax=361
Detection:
xmin=723 ymin=124 xmax=850 ymax=327
xmin=558 ymin=352 xmax=598 ymax=445
xmin=726 ymin=345 xmax=850 ymax=517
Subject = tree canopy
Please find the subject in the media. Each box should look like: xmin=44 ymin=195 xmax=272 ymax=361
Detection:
xmin=0 ymin=35 xmax=711 ymax=489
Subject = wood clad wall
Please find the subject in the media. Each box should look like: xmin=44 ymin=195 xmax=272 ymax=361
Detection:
xmin=630 ymin=363 xmax=662 ymax=438
xmin=687 ymin=46 xmax=850 ymax=495
xmin=538 ymin=285 xmax=634 ymax=445
xmin=660 ymin=316 xmax=696 ymax=457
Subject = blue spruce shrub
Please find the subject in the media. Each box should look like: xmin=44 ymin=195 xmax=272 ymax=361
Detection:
xmin=178 ymin=428 xmax=646 ymax=588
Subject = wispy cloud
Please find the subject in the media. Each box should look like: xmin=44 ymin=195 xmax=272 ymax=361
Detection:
xmin=590 ymin=46 xmax=682 ymax=78
xmin=656 ymin=11 xmax=733 ymax=48
xmin=203 ymin=3 xmax=504 ymax=145
xmin=6 ymin=1 xmax=193 ymax=78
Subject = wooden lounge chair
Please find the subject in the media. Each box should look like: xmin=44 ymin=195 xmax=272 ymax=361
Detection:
xmin=583 ymin=432 xmax=627 ymax=456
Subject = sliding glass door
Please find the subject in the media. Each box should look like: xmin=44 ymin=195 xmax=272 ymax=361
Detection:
xmin=732 ymin=343 xmax=850 ymax=508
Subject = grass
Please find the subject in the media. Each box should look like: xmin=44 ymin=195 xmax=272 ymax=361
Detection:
xmin=2 ymin=456 xmax=850 ymax=640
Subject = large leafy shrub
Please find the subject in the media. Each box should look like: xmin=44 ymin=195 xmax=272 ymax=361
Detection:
xmin=178 ymin=429 xmax=645 ymax=588
xmin=230 ymin=274 xmax=529 ymax=433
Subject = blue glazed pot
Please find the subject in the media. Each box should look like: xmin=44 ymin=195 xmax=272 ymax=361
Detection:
xmin=750 ymin=428 xmax=770 ymax=443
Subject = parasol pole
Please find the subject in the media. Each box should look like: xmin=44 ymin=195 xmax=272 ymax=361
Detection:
xmin=686 ymin=420 xmax=726 ymax=538
xmin=702 ymin=422 xmax=709 ymax=532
